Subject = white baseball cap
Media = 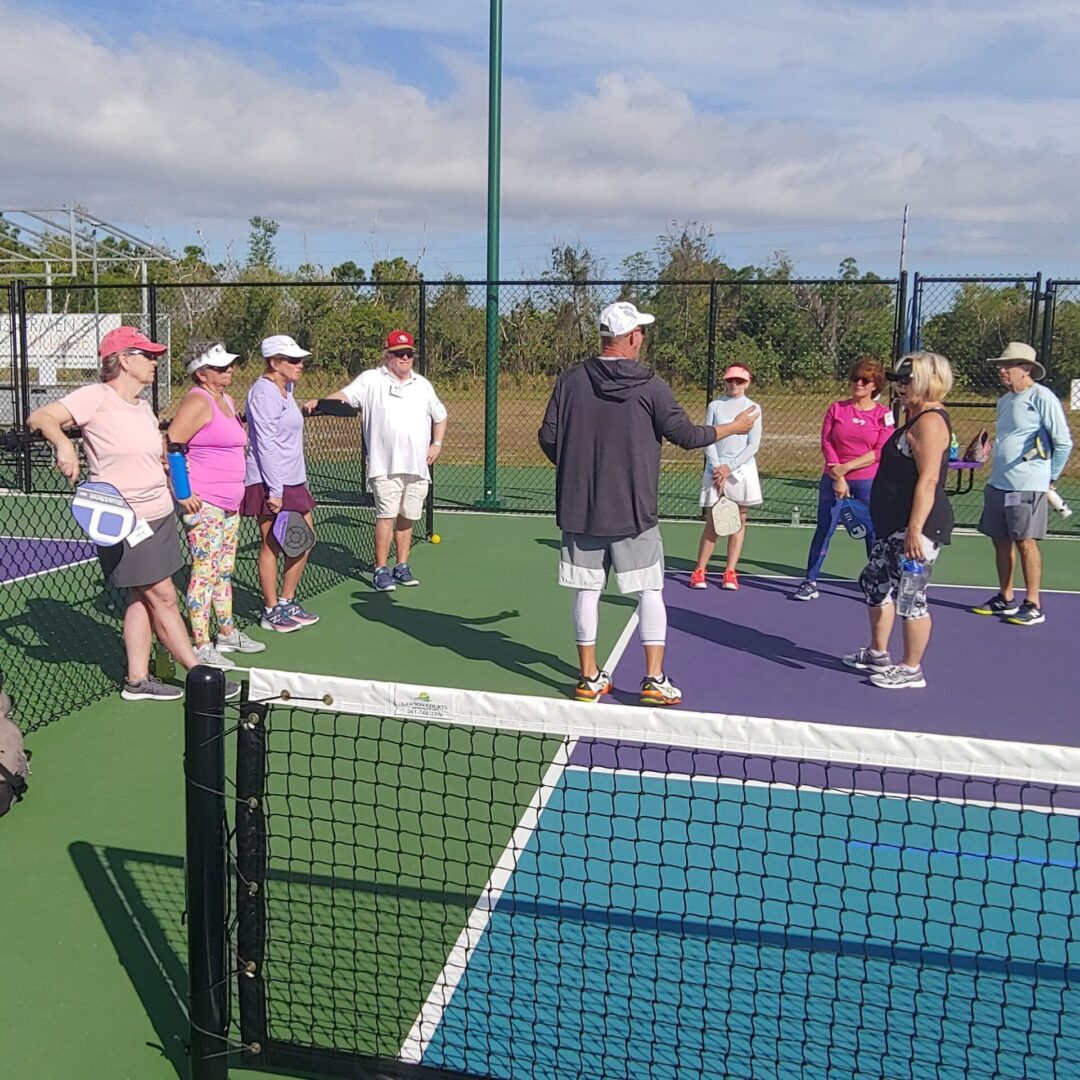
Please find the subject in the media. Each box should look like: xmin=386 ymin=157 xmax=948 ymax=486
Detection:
xmin=186 ymin=342 xmax=239 ymax=374
xmin=260 ymin=334 xmax=311 ymax=359
xmin=599 ymin=301 xmax=656 ymax=338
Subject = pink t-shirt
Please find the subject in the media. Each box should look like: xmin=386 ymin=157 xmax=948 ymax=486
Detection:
xmin=61 ymin=383 xmax=174 ymax=521
xmin=820 ymin=399 xmax=894 ymax=482
xmin=185 ymin=388 xmax=247 ymax=512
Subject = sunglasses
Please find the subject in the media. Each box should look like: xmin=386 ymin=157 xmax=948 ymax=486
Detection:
xmin=886 ymin=373 xmax=913 ymax=386
xmin=391 ymin=349 xmax=416 ymax=359
xmin=276 ymin=356 xmax=305 ymax=365
xmin=851 ymin=376 xmax=875 ymax=385
xmin=125 ymin=348 xmax=160 ymax=360
xmin=724 ymin=377 xmax=748 ymax=385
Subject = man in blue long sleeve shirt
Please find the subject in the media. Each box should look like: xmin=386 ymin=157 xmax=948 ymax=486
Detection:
xmin=972 ymin=342 xmax=1074 ymax=626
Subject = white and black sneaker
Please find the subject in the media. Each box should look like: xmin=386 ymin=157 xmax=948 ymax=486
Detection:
xmin=971 ymin=593 xmax=1019 ymax=617
xmin=793 ymin=580 xmax=819 ymax=601
xmin=640 ymin=674 xmax=682 ymax=707
xmin=842 ymin=647 xmax=891 ymax=672
xmin=869 ymin=664 xmax=927 ymax=690
xmin=1005 ymin=601 xmax=1045 ymax=626
xmin=574 ymin=669 xmax=612 ymax=703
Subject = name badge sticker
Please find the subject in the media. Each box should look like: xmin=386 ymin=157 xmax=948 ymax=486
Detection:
xmin=126 ymin=519 xmax=154 ymax=547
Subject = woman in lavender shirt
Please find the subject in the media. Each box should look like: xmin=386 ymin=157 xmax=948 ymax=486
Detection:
xmin=240 ymin=334 xmax=319 ymax=633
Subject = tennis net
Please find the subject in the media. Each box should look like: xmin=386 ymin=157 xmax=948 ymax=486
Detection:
xmin=185 ymin=668 xmax=1080 ymax=1080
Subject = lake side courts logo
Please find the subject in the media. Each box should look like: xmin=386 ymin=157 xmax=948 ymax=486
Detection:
xmin=394 ymin=686 xmax=453 ymax=721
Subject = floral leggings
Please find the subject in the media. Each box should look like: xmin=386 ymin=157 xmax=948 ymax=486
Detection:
xmin=185 ymin=504 xmax=240 ymax=646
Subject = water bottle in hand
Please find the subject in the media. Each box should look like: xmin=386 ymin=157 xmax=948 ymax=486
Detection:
xmin=896 ymin=557 xmax=930 ymax=617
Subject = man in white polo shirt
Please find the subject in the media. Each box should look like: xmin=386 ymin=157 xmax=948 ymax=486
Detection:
xmin=318 ymin=330 xmax=448 ymax=591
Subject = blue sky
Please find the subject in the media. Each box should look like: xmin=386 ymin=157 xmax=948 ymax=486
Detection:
xmin=4 ymin=0 xmax=1080 ymax=278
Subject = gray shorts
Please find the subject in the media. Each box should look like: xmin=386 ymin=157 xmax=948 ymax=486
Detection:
xmin=558 ymin=526 xmax=664 ymax=594
xmin=978 ymin=485 xmax=1048 ymax=541
xmin=98 ymin=513 xmax=184 ymax=589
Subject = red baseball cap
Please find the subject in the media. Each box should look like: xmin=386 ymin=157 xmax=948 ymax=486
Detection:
xmin=385 ymin=330 xmax=415 ymax=352
xmin=98 ymin=326 xmax=167 ymax=358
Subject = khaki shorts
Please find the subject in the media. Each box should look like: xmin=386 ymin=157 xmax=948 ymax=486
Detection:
xmin=558 ymin=526 xmax=664 ymax=594
xmin=978 ymin=485 xmax=1048 ymax=541
xmin=369 ymin=474 xmax=430 ymax=521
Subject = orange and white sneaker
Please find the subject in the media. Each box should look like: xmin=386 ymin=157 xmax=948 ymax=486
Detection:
xmin=689 ymin=567 xmax=707 ymax=589
xmin=640 ymin=674 xmax=682 ymax=707
xmin=721 ymin=569 xmax=739 ymax=591
xmin=574 ymin=669 xmax=612 ymax=703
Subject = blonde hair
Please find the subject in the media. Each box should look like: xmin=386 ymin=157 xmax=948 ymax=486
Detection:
xmin=901 ymin=351 xmax=953 ymax=403
xmin=99 ymin=352 xmax=123 ymax=382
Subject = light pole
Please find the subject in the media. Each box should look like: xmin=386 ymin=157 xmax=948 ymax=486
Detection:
xmin=480 ymin=0 xmax=503 ymax=507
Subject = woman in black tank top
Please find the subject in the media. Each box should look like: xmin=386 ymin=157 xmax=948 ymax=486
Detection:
xmin=841 ymin=352 xmax=954 ymax=691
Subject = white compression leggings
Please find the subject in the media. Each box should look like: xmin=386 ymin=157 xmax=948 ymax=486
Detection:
xmin=573 ymin=588 xmax=667 ymax=647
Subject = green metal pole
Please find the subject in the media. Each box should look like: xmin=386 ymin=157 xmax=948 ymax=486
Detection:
xmin=480 ymin=0 xmax=503 ymax=507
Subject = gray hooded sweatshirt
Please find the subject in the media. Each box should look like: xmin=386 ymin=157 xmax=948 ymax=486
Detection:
xmin=538 ymin=356 xmax=716 ymax=537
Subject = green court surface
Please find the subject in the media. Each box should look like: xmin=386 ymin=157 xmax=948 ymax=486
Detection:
xmin=1 ymin=514 xmax=1078 ymax=1079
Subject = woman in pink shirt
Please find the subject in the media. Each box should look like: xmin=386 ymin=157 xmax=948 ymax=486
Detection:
xmin=167 ymin=342 xmax=264 ymax=668
xmin=793 ymin=358 xmax=893 ymax=600
xmin=28 ymin=326 xmax=238 ymax=702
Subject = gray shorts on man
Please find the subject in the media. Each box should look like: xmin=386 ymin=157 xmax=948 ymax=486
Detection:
xmin=978 ymin=485 xmax=1048 ymax=542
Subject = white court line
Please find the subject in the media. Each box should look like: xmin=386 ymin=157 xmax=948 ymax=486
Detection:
xmin=667 ymin=568 xmax=1080 ymax=597
xmin=1 ymin=556 xmax=97 ymax=587
xmin=398 ymin=606 xmax=640 ymax=1064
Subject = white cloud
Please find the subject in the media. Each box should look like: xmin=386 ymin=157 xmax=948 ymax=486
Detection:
xmin=2 ymin=1 xmax=1079 ymax=267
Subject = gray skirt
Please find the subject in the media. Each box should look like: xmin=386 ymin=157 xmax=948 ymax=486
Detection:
xmin=98 ymin=513 xmax=184 ymax=589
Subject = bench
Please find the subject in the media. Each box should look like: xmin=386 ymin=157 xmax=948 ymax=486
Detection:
xmin=947 ymin=459 xmax=984 ymax=495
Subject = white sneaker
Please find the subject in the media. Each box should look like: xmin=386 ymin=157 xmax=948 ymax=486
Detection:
xmin=842 ymin=647 xmax=891 ymax=672
xmin=640 ymin=674 xmax=682 ymax=706
xmin=216 ymin=630 xmax=267 ymax=654
xmin=194 ymin=643 xmax=237 ymax=671
xmin=869 ymin=664 xmax=927 ymax=690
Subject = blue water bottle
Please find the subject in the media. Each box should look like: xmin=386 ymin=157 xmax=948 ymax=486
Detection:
xmin=896 ymin=557 xmax=930 ymax=617
xmin=167 ymin=442 xmax=192 ymax=500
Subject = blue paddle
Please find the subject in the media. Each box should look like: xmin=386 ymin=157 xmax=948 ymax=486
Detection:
xmin=71 ymin=481 xmax=137 ymax=547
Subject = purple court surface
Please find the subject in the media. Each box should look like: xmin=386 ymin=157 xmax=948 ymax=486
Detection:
xmin=606 ymin=572 xmax=1077 ymax=749
xmin=0 ymin=535 xmax=96 ymax=583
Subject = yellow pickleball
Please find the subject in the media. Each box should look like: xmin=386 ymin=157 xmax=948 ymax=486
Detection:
xmin=431 ymin=533 xmax=441 ymax=544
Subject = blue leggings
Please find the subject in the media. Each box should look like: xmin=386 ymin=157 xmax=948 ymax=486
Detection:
xmin=805 ymin=474 xmax=875 ymax=582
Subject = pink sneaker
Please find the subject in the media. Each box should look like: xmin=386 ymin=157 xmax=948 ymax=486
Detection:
xmin=689 ymin=568 xmax=707 ymax=589
xmin=721 ymin=569 xmax=739 ymax=591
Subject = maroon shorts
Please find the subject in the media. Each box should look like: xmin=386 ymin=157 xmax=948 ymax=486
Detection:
xmin=240 ymin=482 xmax=316 ymax=519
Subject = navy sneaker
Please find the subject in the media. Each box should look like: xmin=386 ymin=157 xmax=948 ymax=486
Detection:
xmin=392 ymin=562 xmax=420 ymax=587
xmin=260 ymin=604 xmax=301 ymax=633
xmin=793 ymin=580 xmax=819 ymax=601
xmin=971 ymin=592 xmax=1019 ymax=617
xmin=281 ymin=599 xmax=319 ymax=626
xmin=1005 ymin=600 xmax=1045 ymax=626
xmin=373 ymin=566 xmax=396 ymax=592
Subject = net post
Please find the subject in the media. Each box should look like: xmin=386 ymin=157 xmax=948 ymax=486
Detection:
xmin=184 ymin=665 xmax=230 ymax=1080
xmin=234 ymin=701 xmax=269 ymax=1067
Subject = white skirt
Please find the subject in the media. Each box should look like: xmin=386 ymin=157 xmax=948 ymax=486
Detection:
xmin=700 ymin=458 xmax=763 ymax=508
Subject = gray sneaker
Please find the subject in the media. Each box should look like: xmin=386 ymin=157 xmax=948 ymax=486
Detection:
xmin=224 ymin=680 xmax=242 ymax=702
xmin=869 ymin=665 xmax=927 ymax=690
xmin=215 ymin=630 xmax=266 ymax=654
xmin=122 ymin=676 xmax=182 ymax=702
xmin=793 ymin=580 xmax=819 ymax=601
xmin=194 ymin=643 xmax=237 ymax=671
xmin=842 ymin=647 xmax=892 ymax=672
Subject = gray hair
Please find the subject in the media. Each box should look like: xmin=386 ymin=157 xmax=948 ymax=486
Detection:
xmin=99 ymin=352 xmax=123 ymax=382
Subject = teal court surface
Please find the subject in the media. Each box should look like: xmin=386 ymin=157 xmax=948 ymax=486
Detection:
xmin=2 ymin=513 xmax=1079 ymax=1080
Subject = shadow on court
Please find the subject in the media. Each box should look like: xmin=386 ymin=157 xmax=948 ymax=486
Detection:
xmin=351 ymin=592 xmax=580 ymax=694
xmin=70 ymin=843 xmax=367 ymax=1080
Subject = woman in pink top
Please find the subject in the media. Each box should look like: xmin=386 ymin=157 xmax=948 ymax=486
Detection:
xmin=793 ymin=357 xmax=893 ymax=601
xmin=167 ymin=342 xmax=264 ymax=668
xmin=28 ymin=326 xmax=238 ymax=703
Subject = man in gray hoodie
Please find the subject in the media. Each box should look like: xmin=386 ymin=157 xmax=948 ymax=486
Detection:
xmin=539 ymin=301 xmax=757 ymax=706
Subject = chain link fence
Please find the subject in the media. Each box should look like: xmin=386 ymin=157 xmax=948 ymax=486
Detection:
xmin=1 ymin=270 xmax=1078 ymax=726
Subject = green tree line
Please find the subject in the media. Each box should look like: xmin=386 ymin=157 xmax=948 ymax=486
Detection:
xmin=6 ymin=216 xmax=1078 ymax=397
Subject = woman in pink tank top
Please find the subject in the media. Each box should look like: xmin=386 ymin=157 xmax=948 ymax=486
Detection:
xmin=167 ymin=342 xmax=265 ymax=665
